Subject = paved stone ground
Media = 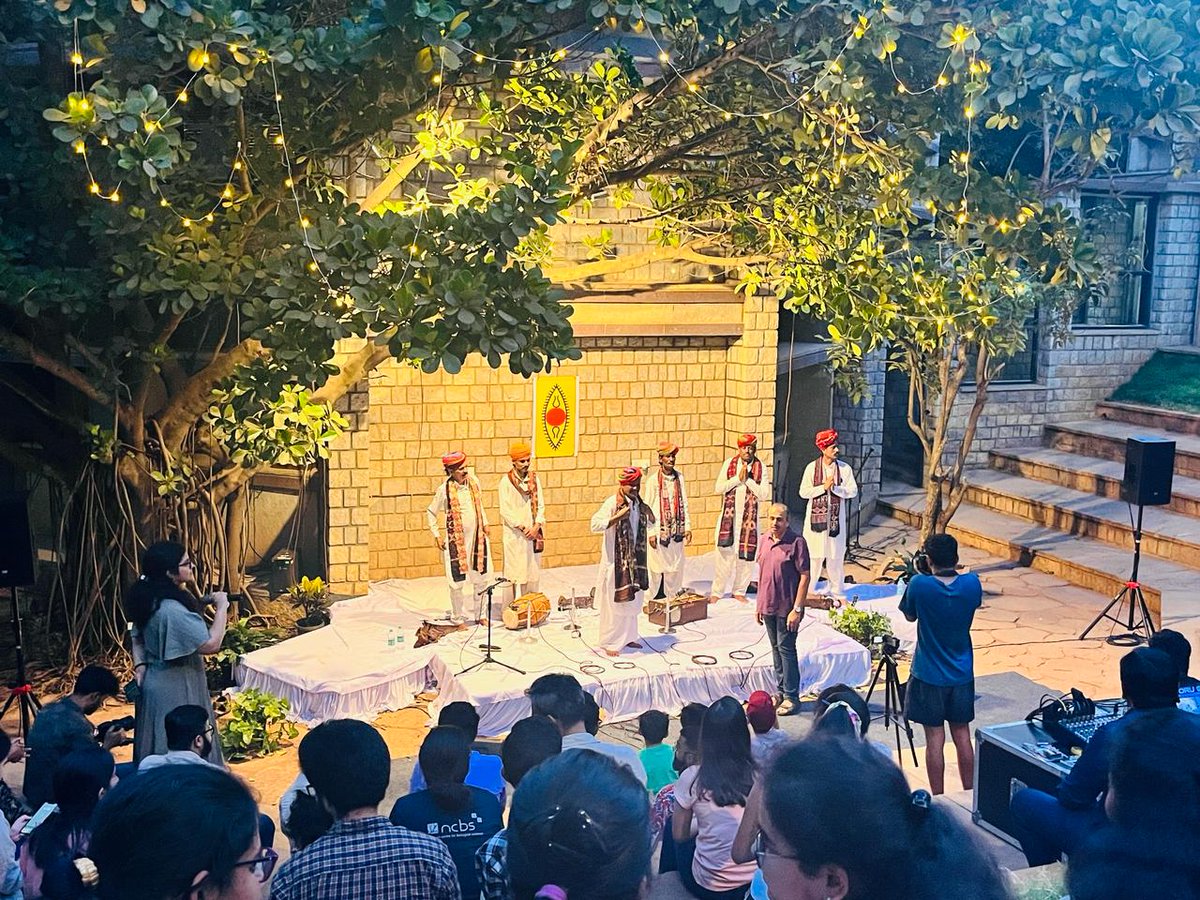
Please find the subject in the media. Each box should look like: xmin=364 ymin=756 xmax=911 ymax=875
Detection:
xmin=6 ymin=514 xmax=1189 ymax=891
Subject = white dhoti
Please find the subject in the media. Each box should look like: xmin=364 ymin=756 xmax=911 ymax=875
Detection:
xmin=711 ymin=549 xmax=756 ymax=599
xmin=644 ymin=469 xmax=691 ymax=598
xmin=711 ymin=456 xmax=770 ymax=598
xmin=591 ymin=495 xmax=648 ymax=652
xmin=427 ymin=477 xmax=492 ymax=620
xmin=799 ymin=458 xmax=858 ymax=599
xmin=498 ymin=472 xmax=545 ymax=596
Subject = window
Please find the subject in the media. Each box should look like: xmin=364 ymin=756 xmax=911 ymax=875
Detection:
xmin=1074 ymin=195 xmax=1155 ymax=327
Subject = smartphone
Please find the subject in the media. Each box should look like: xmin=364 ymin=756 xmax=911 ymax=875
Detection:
xmin=20 ymin=803 xmax=58 ymax=837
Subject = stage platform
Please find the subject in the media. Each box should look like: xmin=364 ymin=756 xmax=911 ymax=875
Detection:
xmin=238 ymin=552 xmax=909 ymax=737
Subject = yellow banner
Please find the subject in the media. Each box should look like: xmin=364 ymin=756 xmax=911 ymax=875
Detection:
xmin=533 ymin=375 xmax=578 ymax=458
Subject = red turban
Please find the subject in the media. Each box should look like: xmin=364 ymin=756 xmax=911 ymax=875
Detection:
xmin=441 ymin=450 xmax=467 ymax=469
xmin=737 ymin=433 xmax=757 ymax=448
xmin=657 ymin=440 xmax=679 ymax=456
xmin=509 ymin=440 xmax=532 ymax=461
xmin=815 ymin=429 xmax=839 ymax=450
xmin=618 ymin=466 xmax=643 ymax=486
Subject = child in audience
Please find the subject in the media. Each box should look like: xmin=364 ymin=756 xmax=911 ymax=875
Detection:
xmin=409 ymin=701 xmax=505 ymax=804
xmin=745 ymin=691 xmax=788 ymax=766
xmin=637 ymin=710 xmax=675 ymax=795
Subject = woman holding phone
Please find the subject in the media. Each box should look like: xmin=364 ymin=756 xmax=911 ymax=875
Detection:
xmin=125 ymin=542 xmax=228 ymax=764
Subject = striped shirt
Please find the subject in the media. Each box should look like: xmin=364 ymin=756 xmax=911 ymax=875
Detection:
xmin=269 ymin=816 xmax=460 ymax=900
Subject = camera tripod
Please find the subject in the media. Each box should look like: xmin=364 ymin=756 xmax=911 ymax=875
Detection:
xmin=0 ymin=586 xmax=41 ymax=737
xmin=459 ymin=579 xmax=525 ymax=676
xmin=1080 ymin=503 xmax=1156 ymax=645
xmin=865 ymin=643 xmax=917 ymax=766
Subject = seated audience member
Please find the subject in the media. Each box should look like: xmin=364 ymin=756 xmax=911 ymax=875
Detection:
xmin=527 ymin=674 xmax=647 ymax=785
xmin=24 ymin=666 xmax=123 ymax=809
xmin=651 ymin=703 xmax=706 ymax=859
xmin=673 ymin=696 xmax=757 ymax=900
xmin=269 ymin=719 xmax=458 ymax=900
xmin=1067 ymin=708 xmax=1200 ymax=900
xmin=138 ymin=704 xmax=275 ymax=850
xmin=812 ymin=686 xmax=892 ymax=759
xmin=137 ymin=704 xmax=218 ymax=772
xmin=89 ymin=765 xmax=273 ymax=900
xmin=757 ymin=735 xmax=1009 ymax=900
xmin=0 ymin=730 xmax=28 ymax=825
xmin=409 ymin=701 xmax=506 ymax=804
xmin=745 ymin=692 xmax=788 ymax=767
xmin=506 ymin=750 xmax=651 ymax=900
xmin=1010 ymin=646 xmax=1179 ymax=867
xmin=391 ymin=726 xmax=503 ymax=900
xmin=476 ymin=715 xmax=563 ymax=900
xmin=637 ymin=710 xmax=675 ymax=794
xmin=583 ymin=691 xmax=602 ymax=735
xmin=1149 ymin=628 xmax=1199 ymax=687
xmin=18 ymin=746 xmax=115 ymax=899
xmin=283 ymin=790 xmax=334 ymax=852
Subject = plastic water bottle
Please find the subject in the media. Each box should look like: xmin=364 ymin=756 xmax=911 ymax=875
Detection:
xmin=387 ymin=627 xmax=396 ymax=648
xmin=395 ymin=629 xmax=404 ymax=649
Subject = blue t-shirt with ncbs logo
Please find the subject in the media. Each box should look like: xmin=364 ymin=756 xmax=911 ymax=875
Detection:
xmin=390 ymin=785 xmax=504 ymax=899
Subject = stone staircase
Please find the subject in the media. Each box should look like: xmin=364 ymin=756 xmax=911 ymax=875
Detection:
xmin=879 ymin=402 xmax=1200 ymax=629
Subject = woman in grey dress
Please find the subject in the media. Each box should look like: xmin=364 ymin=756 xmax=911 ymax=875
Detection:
xmin=125 ymin=541 xmax=228 ymax=764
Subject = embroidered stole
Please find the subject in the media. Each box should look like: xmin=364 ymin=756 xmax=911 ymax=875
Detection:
xmin=508 ymin=469 xmax=545 ymax=553
xmin=809 ymin=459 xmax=841 ymax=537
xmin=446 ymin=476 xmax=488 ymax=581
xmin=657 ymin=470 xmax=686 ymax=543
xmin=613 ymin=495 xmax=651 ymax=603
xmin=717 ymin=457 xmax=763 ymax=561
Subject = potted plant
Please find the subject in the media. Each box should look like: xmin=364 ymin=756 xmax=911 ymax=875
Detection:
xmin=827 ymin=605 xmax=896 ymax=657
xmin=205 ymin=616 xmax=287 ymax=692
xmin=288 ymin=575 xmax=331 ymax=632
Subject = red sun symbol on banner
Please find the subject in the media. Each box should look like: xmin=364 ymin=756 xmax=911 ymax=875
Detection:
xmin=541 ymin=385 xmax=571 ymax=450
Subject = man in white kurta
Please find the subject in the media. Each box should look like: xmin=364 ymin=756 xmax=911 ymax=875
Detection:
xmin=591 ymin=466 xmax=654 ymax=656
xmin=711 ymin=433 xmax=771 ymax=603
xmin=498 ymin=439 xmax=545 ymax=597
xmin=643 ymin=440 xmax=691 ymax=598
xmin=426 ymin=450 xmax=492 ymax=622
xmin=799 ymin=429 xmax=859 ymax=599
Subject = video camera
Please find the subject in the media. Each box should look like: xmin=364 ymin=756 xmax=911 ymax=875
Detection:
xmin=96 ymin=716 xmax=135 ymax=744
xmin=913 ymin=550 xmax=932 ymax=576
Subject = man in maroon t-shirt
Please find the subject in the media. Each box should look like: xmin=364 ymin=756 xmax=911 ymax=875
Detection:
xmin=755 ymin=503 xmax=812 ymax=715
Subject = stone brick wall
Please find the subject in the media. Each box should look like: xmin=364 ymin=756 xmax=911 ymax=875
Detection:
xmin=322 ymin=292 xmax=778 ymax=593
xmin=1150 ymin=192 xmax=1200 ymax=340
xmin=832 ymin=350 xmax=885 ymax=515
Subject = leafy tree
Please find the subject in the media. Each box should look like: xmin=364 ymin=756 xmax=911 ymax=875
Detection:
xmin=3 ymin=0 xmax=1199 ymax=659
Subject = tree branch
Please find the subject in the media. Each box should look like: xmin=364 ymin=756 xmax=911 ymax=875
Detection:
xmin=543 ymin=241 xmax=768 ymax=285
xmin=0 ymin=327 xmax=117 ymax=414
xmin=157 ymin=339 xmax=266 ymax=451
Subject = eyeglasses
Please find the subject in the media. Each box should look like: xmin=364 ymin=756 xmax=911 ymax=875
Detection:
xmin=177 ymin=558 xmax=194 ymax=568
xmin=230 ymin=848 xmax=278 ymax=883
xmin=753 ymin=832 xmax=801 ymax=868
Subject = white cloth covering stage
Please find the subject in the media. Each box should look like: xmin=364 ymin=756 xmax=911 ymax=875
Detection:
xmin=238 ymin=553 xmax=911 ymax=737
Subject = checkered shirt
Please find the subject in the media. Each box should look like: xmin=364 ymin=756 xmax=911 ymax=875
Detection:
xmin=269 ymin=816 xmax=460 ymax=900
xmin=475 ymin=827 xmax=511 ymax=900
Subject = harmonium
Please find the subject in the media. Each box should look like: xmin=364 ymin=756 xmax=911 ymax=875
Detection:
xmin=644 ymin=590 xmax=709 ymax=627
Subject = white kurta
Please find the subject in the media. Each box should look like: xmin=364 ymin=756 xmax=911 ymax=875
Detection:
xmin=642 ymin=469 xmax=691 ymax=596
xmin=711 ymin=456 xmax=771 ymax=598
xmin=799 ymin=458 xmax=858 ymax=597
xmin=591 ymin=495 xmax=647 ymax=652
xmin=427 ymin=477 xmax=492 ymax=618
xmin=497 ymin=471 xmax=545 ymax=591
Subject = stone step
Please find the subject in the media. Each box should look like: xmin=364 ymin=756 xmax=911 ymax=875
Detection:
xmin=988 ymin=447 xmax=1200 ymax=518
xmin=1096 ymin=401 xmax=1200 ymax=437
xmin=1044 ymin=419 xmax=1200 ymax=480
xmin=962 ymin=469 xmax=1200 ymax=568
xmin=876 ymin=483 xmax=1200 ymax=630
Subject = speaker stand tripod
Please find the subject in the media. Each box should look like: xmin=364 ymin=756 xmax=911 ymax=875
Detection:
xmin=1080 ymin=503 xmax=1156 ymax=645
xmin=459 ymin=580 xmax=525 ymax=676
xmin=845 ymin=448 xmax=881 ymax=565
xmin=865 ymin=646 xmax=917 ymax=766
xmin=0 ymin=586 xmax=41 ymax=737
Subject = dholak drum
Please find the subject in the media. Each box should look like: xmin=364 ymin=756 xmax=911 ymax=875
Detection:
xmin=503 ymin=592 xmax=551 ymax=630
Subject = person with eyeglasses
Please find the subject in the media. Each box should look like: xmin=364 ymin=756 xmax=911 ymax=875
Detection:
xmin=125 ymin=542 xmax=229 ymax=766
xmin=746 ymin=734 xmax=1009 ymax=900
xmin=506 ymin=749 xmax=651 ymax=900
xmin=86 ymin=764 xmax=274 ymax=900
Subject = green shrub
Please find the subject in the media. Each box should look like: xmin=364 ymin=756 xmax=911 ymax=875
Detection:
xmin=205 ymin=617 xmax=287 ymax=692
xmin=219 ymin=688 xmax=298 ymax=760
xmin=828 ymin=604 xmax=894 ymax=653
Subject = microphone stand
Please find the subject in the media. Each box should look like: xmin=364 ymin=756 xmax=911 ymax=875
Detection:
xmin=459 ymin=579 xmax=525 ymax=675
xmin=845 ymin=447 xmax=881 ymax=563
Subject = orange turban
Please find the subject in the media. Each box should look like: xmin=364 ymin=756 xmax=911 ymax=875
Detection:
xmin=815 ymin=429 xmax=839 ymax=450
xmin=657 ymin=440 xmax=679 ymax=456
xmin=737 ymin=433 xmax=757 ymax=448
xmin=509 ymin=440 xmax=532 ymax=461
xmin=618 ymin=466 xmax=643 ymax=486
xmin=441 ymin=450 xmax=467 ymax=469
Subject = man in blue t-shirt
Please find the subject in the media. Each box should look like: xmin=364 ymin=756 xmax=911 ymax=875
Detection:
xmin=410 ymin=701 xmax=506 ymax=805
xmin=898 ymin=533 xmax=982 ymax=795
